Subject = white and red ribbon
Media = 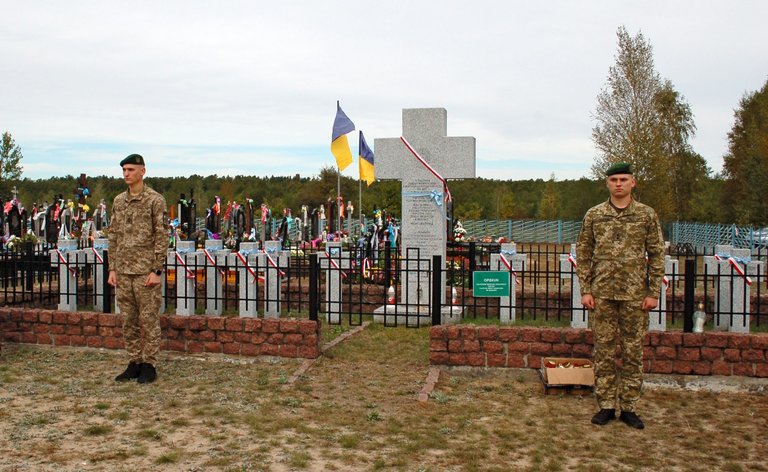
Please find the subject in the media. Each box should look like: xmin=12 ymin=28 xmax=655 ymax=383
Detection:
xmin=236 ymin=251 xmax=261 ymax=282
xmin=727 ymin=257 xmax=752 ymax=286
xmin=714 ymin=253 xmax=752 ymax=286
xmin=498 ymin=254 xmax=521 ymax=286
xmin=55 ymin=249 xmax=78 ymax=276
xmin=174 ymin=252 xmax=196 ymax=279
xmin=400 ymin=136 xmax=452 ymax=203
xmin=262 ymin=249 xmax=286 ymax=277
xmin=202 ymin=249 xmax=225 ymax=276
xmin=91 ymin=247 xmax=104 ymax=264
xmin=567 ymin=253 xmax=577 ymax=268
xmin=324 ymin=250 xmax=348 ymax=279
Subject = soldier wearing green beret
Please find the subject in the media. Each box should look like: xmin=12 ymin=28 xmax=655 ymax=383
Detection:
xmin=108 ymin=154 xmax=167 ymax=384
xmin=576 ymin=162 xmax=665 ymax=429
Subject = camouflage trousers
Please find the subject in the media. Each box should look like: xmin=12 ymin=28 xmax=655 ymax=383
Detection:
xmin=591 ymin=298 xmax=648 ymax=412
xmin=117 ymin=274 xmax=162 ymax=365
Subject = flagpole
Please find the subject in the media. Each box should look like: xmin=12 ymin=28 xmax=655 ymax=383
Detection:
xmin=358 ymin=176 xmax=362 ymax=229
xmin=337 ymin=166 xmax=341 ymax=239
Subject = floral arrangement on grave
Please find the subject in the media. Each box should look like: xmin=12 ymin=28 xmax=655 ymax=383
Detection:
xmin=453 ymin=221 xmax=468 ymax=242
xmin=223 ymin=229 xmax=237 ymax=249
xmin=5 ymin=233 xmax=38 ymax=252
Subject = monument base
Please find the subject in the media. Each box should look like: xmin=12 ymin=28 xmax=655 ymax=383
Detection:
xmin=372 ymin=304 xmax=463 ymax=327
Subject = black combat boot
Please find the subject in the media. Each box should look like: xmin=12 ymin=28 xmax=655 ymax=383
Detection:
xmin=619 ymin=411 xmax=645 ymax=429
xmin=137 ymin=363 xmax=157 ymax=384
xmin=114 ymin=361 xmax=142 ymax=382
xmin=591 ymin=408 xmax=616 ymax=425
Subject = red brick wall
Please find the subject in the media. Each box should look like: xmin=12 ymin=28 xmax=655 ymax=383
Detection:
xmin=0 ymin=308 xmax=320 ymax=359
xmin=429 ymin=325 xmax=768 ymax=378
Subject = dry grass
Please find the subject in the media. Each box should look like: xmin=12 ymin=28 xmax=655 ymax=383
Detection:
xmin=1 ymin=324 xmax=767 ymax=471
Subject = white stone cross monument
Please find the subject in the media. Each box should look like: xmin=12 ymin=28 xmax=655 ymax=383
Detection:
xmin=168 ymin=240 xmax=197 ymax=315
xmin=201 ymin=239 xmax=230 ymax=315
xmin=52 ymin=239 xmax=80 ymax=311
xmin=489 ymin=243 xmax=527 ymax=324
xmin=704 ymin=245 xmax=763 ymax=333
xmin=228 ymin=241 xmax=261 ymax=317
xmin=374 ymin=108 xmax=476 ymax=316
xmin=261 ymin=240 xmax=289 ymax=318
xmin=320 ymin=241 xmax=350 ymax=324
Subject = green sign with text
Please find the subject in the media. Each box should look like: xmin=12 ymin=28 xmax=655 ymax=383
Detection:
xmin=472 ymin=271 xmax=510 ymax=297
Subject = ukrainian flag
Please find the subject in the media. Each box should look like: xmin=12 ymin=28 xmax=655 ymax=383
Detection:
xmin=359 ymin=131 xmax=375 ymax=186
xmin=331 ymin=101 xmax=355 ymax=171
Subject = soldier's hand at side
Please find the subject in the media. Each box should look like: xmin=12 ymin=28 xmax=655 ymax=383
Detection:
xmin=642 ymin=296 xmax=658 ymax=311
xmin=108 ymin=270 xmax=117 ymax=287
xmin=145 ymin=272 xmax=161 ymax=287
xmin=581 ymin=294 xmax=595 ymax=310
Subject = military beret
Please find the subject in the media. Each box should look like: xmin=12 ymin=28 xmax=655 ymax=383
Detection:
xmin=605 ymin=162 xmax=632 ymax=176
xmin=120 ymin=153 xmax=145 ymax=167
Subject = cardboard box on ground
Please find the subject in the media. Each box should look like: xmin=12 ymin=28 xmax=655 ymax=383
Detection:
xmin=541 ymin=357 xmax=595 ymax=386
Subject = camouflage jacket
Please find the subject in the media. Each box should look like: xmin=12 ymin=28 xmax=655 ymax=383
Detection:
xmin=575 ymin=199 xmax=665 ymax=301
xmin=108 ymin=186 xmax=167 ymax=275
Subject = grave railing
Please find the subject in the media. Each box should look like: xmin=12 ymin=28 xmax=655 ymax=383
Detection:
xmin=8 ymin=241 xmax=766 ymax=331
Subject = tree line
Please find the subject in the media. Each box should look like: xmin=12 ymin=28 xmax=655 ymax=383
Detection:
xmin=0 ymin=168 xmax=731 ymax=225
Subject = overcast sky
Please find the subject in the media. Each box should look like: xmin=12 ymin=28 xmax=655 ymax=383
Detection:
xmin=2 ymin=1 xmax=766 ymax=183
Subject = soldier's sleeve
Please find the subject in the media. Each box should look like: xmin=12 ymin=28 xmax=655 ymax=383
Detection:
xmin=151 ymin=194 xmax=168 ymax=272
xmin=108 ymin=200 xmax=119 ymax=272
xmin=645 ymin=209 xmax=665 ymax=297
xmin=575 ymin=210 xmax=595 ymax=295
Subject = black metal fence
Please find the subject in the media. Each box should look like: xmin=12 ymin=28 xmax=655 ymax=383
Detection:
xmin=2 ymin=241 xmax=766 ymax=331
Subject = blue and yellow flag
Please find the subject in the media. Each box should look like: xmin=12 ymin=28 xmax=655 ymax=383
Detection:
xmin=359 ymin=131 xmax=375 ymax=186
xmin=331 ymin=101 xmax=355 ymax=171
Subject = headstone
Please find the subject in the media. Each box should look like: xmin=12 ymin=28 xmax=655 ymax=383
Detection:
xmin=234 ymin=205 xmax=246 ymax=241
xmin=32 ymin=211 xmax=45 ymax=239
xmin=168 ymin=240 xmax=197 ymax=315
xmin=374 ymin=108 xmax=476 ymax=317
xmin=201 ymin=239 xmax=230 ymax=315
xmin=649 ymin=255 xmax=678 ymax=331
xmin=93 ymin=199 xmax=108 ymax=231
xmin=59 ymin=205 xmax=73 ymax=239
xmin=52 ymin=239 xmax=80 ymax=311
xmin=262 ymin=240 xmax=289 ymax=318
xmin=320 ymin=242 xmax=350 ymax=324
xmin=7 ymin=204 xmax=22 ymax=238
xmin=228 ymin=241 xmax=261 ymax=317
xmin=301 ymin=205 xmax=309 ymax=242
xmin=704 ymin=245 xmax=763 ymax=333
xmin=45 ymin=203 xmax=59 ymax=245
xmin=559 ymin=244 xmax=587 ymax=328
xmin=489 ymin=243 xmax=527 ymax=324
xmin=318 ymin=205 xmax=326 ymax=239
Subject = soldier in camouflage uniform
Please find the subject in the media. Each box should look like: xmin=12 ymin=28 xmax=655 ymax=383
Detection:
xmin=108 ymin=154 xmax=168 ymax=384
xmin=576 ymin=162 xmax=665 ymax=430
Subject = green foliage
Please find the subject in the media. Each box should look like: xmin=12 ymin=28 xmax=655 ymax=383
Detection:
xmin=723 ymin=79 xmax=768 ymax=225
xmin=592 ymin=27 xmax=706 ymax=221
xmin=0 ymin=132 xmax=23 ymax=188
xmin=536 ymin=174 xmax=560 ymax=220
